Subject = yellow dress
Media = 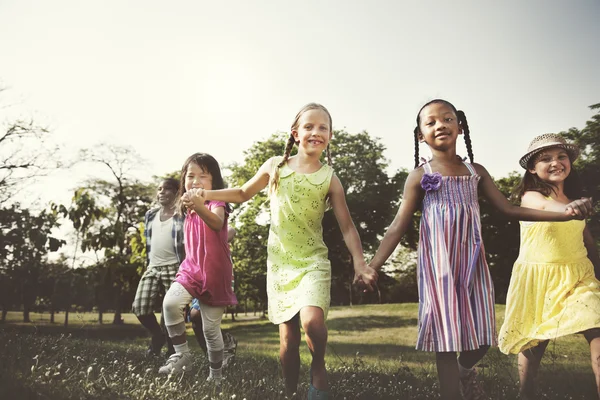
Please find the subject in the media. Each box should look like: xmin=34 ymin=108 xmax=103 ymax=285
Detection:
xmin=266 ymin=157 xmax=334 ymax=325
xmin=498 ymin=219 xmax=600 ymax=354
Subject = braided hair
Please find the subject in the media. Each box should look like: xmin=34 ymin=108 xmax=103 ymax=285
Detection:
xmin=269 ymin=103 xmax=333 ymax=194
xmin=413 ymin=99 xmax=474 ymax=167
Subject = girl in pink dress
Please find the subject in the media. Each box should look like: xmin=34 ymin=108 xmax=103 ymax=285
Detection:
xmin=159 ymin=153 xmax=237 ymax=388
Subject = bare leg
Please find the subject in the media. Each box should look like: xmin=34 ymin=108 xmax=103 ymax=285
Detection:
xmin=584 ymin=328 xmax=600 ymax=398
xmin=436 ymin=352 xmax=461 ymax=400
xmin=300 ymin=307 xmax=328 ymax=391
xmin=137 ymin=313 xmax=162 ymax=337
xmin=518 ymin=341 xmax=549 ymax=399
xmin=458 ymin=345 xmax=489 ymax=369
xmin=279 ymin=315 xmax=301 ymax=396
xmin=190 ymin=308 xmax=208 ymax=354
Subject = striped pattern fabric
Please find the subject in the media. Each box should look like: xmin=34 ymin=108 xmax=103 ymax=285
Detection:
xmin=416 ymin=162 xmax=497 ymax=352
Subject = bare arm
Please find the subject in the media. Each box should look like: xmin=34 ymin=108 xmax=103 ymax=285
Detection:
xmin=369 ymin=169 xmax=424 ymax=271
xmin=329 ymin=174 xmax=378 ymax=290
xmin=583 ymin=225 xmax=600 ymax=279
xmin=227 ymin=226 xmax=236 ymax=243
xmin=475 ymin=164 xmax=592 ymax=221
xmin=185 ymin=194 xmax=225 ymax=231
xmin=203 ymin=158 xmax=273 ymax=203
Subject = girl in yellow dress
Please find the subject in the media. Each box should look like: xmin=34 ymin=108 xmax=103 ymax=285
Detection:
xmin=197 ymin=103 xmax=378 ymax=399
xmin=498 ymin=133 xmax=600 ymax=399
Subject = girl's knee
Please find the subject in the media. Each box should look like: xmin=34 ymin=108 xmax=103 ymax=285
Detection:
xmin=302 ymin=318 xmax=327 ymax=342
xmin=162 ymin=296 xmax=182 ymax=316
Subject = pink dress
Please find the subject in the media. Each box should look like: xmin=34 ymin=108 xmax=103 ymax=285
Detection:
xmin=175 ymin=200 xmax=237 ymax=306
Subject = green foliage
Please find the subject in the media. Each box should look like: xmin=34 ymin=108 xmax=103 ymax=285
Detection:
xmin=322 ymin=131 xmax=405 ymax=304
xmin=560 ymin=103 xmax=600 ymax=240
xmin=63 ymin=145 xmax=156 ymax=323
xmin=227 ymin=133 xmax=286 ymax=311
xmin=479 ymin=173 xmax=522 ymax=303
xmin=0 ymin=203 xmax=65 ymax=321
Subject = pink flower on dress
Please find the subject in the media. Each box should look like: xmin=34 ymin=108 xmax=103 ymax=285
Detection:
xmin=421 ymin=172 xmax=442 ymax=192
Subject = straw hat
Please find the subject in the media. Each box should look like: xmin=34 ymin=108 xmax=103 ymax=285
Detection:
xmin=519 ymin=133 xmax=580 ymax=169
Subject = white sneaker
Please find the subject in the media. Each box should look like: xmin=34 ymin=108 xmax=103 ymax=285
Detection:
xmin=158 ymin=352 xmax=193 ymax=374
xmin=222 ymin=333 xmax=238 ymax=368
xmin=206 ymin=375 xmax=223 ymax=393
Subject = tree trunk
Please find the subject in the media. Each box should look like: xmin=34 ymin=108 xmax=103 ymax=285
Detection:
xmin=64 ymin=307 xmax=69 ymax=327
xmin=1 ymin=308 xmax=6 ymax=322
xmin=23 ymin=307 xmax=31 ymax=323
xmin=98 ymin=308 xmax=103 ymax=324
xmin=50 ymin=307 xmax=55 ymax=324
xmin=112 ymin=283 xmax=123 ymax=325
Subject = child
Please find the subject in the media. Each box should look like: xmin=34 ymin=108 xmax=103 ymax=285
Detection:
xmin=367 ymin=100 xmax=593 ymax=400
xmin=199 ymin=103 xmax=378 ymax=399
xmin=498 ymin=133 xmax=600 ymax=399
xmin=159 ymin=153 xmax=237 ymax=388
xmin=132 ymin=178 xmax=182 ymax=358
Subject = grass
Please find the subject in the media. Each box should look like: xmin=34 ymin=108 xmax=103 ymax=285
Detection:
xmin=0 ymin=304 xmax=597 ymax=399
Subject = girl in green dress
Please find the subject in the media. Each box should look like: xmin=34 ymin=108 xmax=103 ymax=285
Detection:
xmin=199 ymin=103 xmax=378 ymax=399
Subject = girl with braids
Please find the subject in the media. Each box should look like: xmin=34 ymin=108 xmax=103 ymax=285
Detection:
xmin=368 ymin=99 xmax=592 ymax=400
xmin=198 ymin=103 xmax=377 ymax=399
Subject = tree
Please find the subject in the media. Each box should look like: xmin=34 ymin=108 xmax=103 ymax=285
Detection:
xmin=0 ymin=204 xmax=65 ymax=322
xmin=322 ymin=131 xmax=406 ymax=305
xmin=479 ymin=173 xmax=522 ymax=303
xmin=63 ymin=144 xmax=154 ymax=324
xmin=561 ymin=103 xmax=600 ymax=241
xmin=0 ymin=88 xmax=62 ymax=205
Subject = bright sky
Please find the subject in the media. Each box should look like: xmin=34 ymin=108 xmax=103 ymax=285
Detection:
xmin=1 ymin=0 xmax=599 ymax=208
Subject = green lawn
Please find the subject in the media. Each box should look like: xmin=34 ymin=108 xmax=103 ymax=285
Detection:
xmin=1 ymin=304 xmax=597 ymax=399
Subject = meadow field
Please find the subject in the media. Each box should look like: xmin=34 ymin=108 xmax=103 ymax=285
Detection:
xmin=0 ymin=304 xmax=596 ymax=399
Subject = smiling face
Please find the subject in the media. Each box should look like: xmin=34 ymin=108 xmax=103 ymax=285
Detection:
xmin=529 ymin=147 xmax=572 ymax=184
xmin=157 ymin=180 xmax=177 ymax=206
xmin=291 ymin=108 xmax=332 ymax=156
xmin=417 ymin=102 xmax=462 ymax=151
xmin=184 ymin=162 xmax=213 ymax=192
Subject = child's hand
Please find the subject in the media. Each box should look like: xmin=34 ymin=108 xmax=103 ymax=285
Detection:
xmin=565 ymin=197 xmax=593 ymax=219
xmin=181 ymin=192 xmax=193 ymax=210
xmin=188 ymin=188 xmax=207 ymax=210
xmin=353 ymin=262 xmax=378 ymax=292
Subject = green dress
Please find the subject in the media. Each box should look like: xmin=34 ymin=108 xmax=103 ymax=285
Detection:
xmin=267 ymin=156 xmax=334 ymax=324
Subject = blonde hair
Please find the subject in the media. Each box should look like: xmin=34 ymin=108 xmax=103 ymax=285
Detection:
xmin=269 ymin=103 xmax=333 ymax=194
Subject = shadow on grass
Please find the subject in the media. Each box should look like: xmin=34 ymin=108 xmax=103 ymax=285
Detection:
xmin=327 ymin=314 xmax=418 ymax=332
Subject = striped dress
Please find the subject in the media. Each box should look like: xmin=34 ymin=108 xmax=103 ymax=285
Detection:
xmin=416 ymin=161 xmax=497 ymax=352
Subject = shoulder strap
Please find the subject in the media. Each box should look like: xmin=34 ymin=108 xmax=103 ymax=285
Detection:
xmin=463 ymin=161 xmax=476 ymax=176
xmin=422 ymin=162 xmax=432 ymax=174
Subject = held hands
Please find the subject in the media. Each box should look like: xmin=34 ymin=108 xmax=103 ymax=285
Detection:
xmin=565 ymin=197 xmax=594 ymax=220
xmin=182 ymin=188 xmax=206 ymax=212
xmin=353 ymin=261 xmax=378 ymax=293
